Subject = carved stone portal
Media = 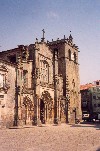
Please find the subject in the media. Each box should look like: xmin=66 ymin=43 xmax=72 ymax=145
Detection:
xmin=40 ymin=91 xmax=53 ymax=124
xmin=22 ymin=96 xmax=34 ymax=125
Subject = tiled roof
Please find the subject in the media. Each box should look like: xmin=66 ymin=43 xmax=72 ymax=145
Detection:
xmin=80 ymin=80 xmax=100 ymax=90
xmin=80 ymin=83 xmax=94 ymax=90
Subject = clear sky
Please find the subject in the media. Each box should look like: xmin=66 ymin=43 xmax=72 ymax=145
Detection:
xmin=0 ymin=0 xmax=100 ymax=84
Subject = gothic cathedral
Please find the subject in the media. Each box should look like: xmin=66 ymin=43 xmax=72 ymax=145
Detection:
xmin=0 ymin=31 xmax=81 ymax=127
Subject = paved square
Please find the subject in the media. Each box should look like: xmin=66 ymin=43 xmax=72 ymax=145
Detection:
xmin=0 ymin=123 xmax=100 ymax=151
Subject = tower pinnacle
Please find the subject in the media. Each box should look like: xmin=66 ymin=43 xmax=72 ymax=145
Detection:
xmin=41 ymin=29 xmax=45 ymax=42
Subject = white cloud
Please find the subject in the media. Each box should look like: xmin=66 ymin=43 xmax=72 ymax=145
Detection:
xmin=47 ymin=11 xmax=59 ymax=19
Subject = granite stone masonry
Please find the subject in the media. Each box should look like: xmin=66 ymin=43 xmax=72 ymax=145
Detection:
xmin=0 ymin=31 xmax=81 ymax=127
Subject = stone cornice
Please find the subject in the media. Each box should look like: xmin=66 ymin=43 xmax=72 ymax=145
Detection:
xmin=0 ymin=59 xmax=16 ymax=68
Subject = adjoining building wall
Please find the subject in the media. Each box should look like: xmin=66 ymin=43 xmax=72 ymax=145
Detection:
xmin=0 ymin=61 xmax=16 ymax=128
xmin=80 ymin=82 xmax=100 ymax=121
xmin=90 ymin=87 xmax=100 ymax=114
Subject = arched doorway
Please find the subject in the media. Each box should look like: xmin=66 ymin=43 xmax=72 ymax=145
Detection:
xmin=58 ymin=96 xmax=66 ymax=123
xmin=22 ymin=96 xmax=34 ymax=125
xmin=40 ymin=91 xmax=53 ymax=124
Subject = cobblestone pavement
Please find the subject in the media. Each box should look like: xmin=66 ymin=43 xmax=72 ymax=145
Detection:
xmin=0 ymin=123 xmax=100 ymax=151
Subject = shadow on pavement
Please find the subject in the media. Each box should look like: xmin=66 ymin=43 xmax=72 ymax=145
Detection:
xmin=70 ymin=121 xmax=100 ymax=130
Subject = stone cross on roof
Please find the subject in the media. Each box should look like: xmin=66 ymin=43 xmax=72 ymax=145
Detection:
xmin=41 ymin=29 xmax=45 ymax=42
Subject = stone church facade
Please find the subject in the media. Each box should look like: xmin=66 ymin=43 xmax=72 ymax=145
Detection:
xmin=0 ymin=32 xmax=81 ymax=127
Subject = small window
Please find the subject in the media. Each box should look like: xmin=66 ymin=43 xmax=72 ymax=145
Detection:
xmin=72 ymin=79 xmax=75 ymax=87
xmin=68 ymin=49 xmax=71 ymax=61
xmin=98 ymin=104 xmax=100 ymax=107
xmin=54 ymin=48 xmax=58 ymax=58
xmin=93 ymin=96 xmax=96 ymax=99
xmin=0 ymin=95 xmax=4 ymax=98
xmin=96 ymin=82 xmax=99 ymax=85
xmin=94 ymin=104 xmax=97 ymax=107
xmin=74 ymin=52 xmax=76 ymax=63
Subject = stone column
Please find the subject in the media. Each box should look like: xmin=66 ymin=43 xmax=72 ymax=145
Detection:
xmin=58 ymin=100 xmax=61 ymax=121
xmin=38 ymin=99 xmax=40 ymax=119
xmin=37 ymin=99 xmax=38 ymax=119
xmin=47 ymin=104 xmax=49 ymax=123
xmin=57 ymin=100 xmax=59 ymax=120
xmin=36 ymin=99 xmax=40 ymax=122
xmin=33 ymin=45 xmax=41 ymax=125
xmin=17 ymin=95 xmax=23 ymax=126
xmin=44 ymin=104 xmax=46 ymax=124
xmin=53 ymin=49 xmax=59 ymax=124
xmin=37 ymin=99 xmax=40 ymax=120
xmin=37 ymin=98 xmax=42 ymax=126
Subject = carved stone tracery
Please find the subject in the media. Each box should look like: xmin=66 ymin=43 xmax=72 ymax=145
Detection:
xmin=40 ymin=91 xmax=53 ymax=121
xmin=23 ymin=96 xmax=34 ymax=110
xmin=41 ymin=91 xmax=53 ymax=106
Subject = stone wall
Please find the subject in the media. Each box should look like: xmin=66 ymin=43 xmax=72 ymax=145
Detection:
xmin=0 ymin=61 xmax=16 ymax=128
xmin=0 ymin=33 xmax=81 ymax=126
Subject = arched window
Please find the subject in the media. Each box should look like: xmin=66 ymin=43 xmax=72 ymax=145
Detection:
xmin=68 ymin=49 xmax=71 ymax=61
xmin=40 ymin=60 xmax=49 ymax=83
xmin=23 ymin=70 xmax=28 ymax=87
xmin=53 ymin=48 xmax=58 ymax=59
xmin=74 ymin=52 xmax=76 ymax=63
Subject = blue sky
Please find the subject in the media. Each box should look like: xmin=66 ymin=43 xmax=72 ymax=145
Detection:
xmin=0 ymin=0 xmax=100 ymax=84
